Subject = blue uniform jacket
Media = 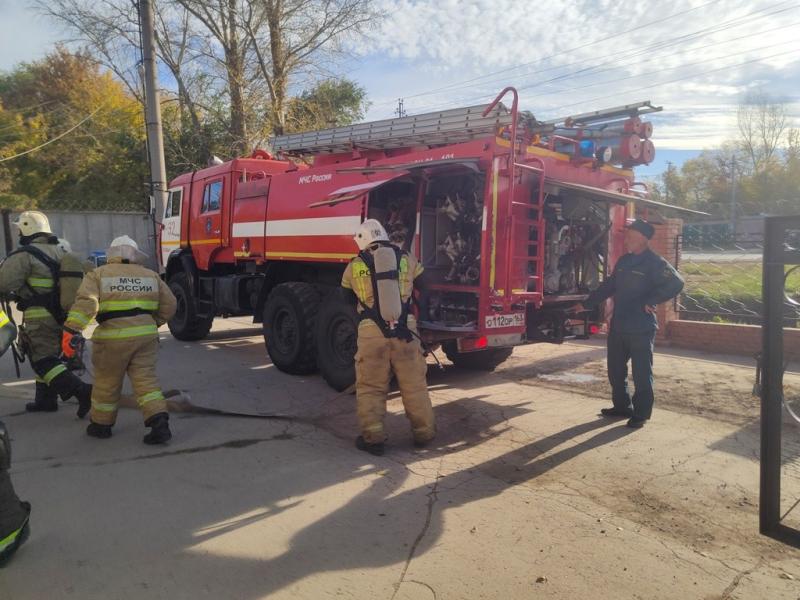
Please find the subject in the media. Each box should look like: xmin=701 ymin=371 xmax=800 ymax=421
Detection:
xmin=584 ymin=249 xmax=685 ymax=334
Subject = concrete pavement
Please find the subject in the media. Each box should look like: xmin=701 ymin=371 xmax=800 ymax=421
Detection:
xmin=1 ymin=317 xmax=799 ymax=599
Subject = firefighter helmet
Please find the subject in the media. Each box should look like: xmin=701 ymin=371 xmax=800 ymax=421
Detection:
xmin=13 ymin=211 xmax=51 ymax=236
xmin=57 ymin=238 xmax=72 ymax=253
xmin=354 ymin=219 xmax=388 ymax=251
xmin=108 ymin=235 xmax=148 ymax=264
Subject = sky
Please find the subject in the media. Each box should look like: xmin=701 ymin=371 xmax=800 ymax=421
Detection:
xmin=2 ymin=0 xmax=800 ymax=181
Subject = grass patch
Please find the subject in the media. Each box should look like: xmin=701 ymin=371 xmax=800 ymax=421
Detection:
xmin=680 ymin=261 xmax=800 ymax=320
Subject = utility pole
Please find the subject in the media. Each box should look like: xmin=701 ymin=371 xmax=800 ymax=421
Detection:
xmin=730 ymin=156 xmax=737 ymax=239
xmin=138 ymin=0 xmax=168 ymax=231
xmin=665 ymin=160 xmax=673 ymax=204
xmin=395 ymin=98 xmax=407 ymax=118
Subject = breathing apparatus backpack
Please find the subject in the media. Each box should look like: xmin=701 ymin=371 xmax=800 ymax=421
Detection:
xmin=356 ymin=242 xmax=413 ymax=342
xmin=8 ymin=243 xmax=84 ymax=325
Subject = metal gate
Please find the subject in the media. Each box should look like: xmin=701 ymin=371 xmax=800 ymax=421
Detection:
xmin=760 ymin=215 xmax=800 ymax=546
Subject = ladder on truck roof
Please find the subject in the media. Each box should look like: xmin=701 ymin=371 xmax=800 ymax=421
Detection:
xmin=269 ymin=104 xmax=513 ymax=155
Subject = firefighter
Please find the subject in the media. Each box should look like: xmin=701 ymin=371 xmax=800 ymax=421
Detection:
xmin=574 ymin=219 xmax=684 ymax=428
xmin=62 ymin=236 xmax=177 ymax=444
xmin=0 ymin=310 xmax=31 ymax=566
xmin=0 ymin=211 xmax=91 ymax=415
xmin=342 ymin=219 xmax=435 ymax=455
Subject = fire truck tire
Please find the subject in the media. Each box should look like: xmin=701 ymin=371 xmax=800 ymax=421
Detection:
xmin=442 ymin=342 xmax=513 ymax=371
xmin=262 ymin=282 xmax=320 ymax=375
xmin=167 ymin=272 xmax=214 ymax=341
xmin=315 ymin=289 xmax=358 ymax=391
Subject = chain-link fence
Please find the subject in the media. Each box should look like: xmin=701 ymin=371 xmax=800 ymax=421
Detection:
xmin=0 ymin=190 xmax=151 ymax=214
xmin=677 ymin=224 xmax=800 ymax=327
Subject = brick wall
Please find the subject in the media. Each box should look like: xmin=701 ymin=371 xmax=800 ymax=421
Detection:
xmin=650 ymin=218 xmax=682 ymax=341
xmin=667 ymin=320 xmax=800 ymax=361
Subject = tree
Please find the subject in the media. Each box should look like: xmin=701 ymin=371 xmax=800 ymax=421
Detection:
xmin=285 ymin=78 xmax=368 ymax=132
xmin=737 ymin=90 xmax=788 ymax=172
xmin=39 ymin=0 xmax=381 ymax=158
xmin=0 ymin=48 xmax=146 ymax=211
xmin=244 ymin=0 xmax=380 ymax=135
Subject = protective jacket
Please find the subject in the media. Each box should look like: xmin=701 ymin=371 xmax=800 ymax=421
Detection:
xmin=342 ymin=246 xmax=423 ymax=339
xmin=0 ymin=310 xmax=15 ymax=358
xmin=64 ymin=258 xmax=176 ymax=340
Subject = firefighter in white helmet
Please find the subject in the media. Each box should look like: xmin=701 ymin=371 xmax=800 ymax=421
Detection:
xmin=341 ymin=219 xmax=435 ymax=455
xmin=62 ymin=235 xmax=177 ymax=444
xmin=0 ymin=211 xmax=91 ymax=415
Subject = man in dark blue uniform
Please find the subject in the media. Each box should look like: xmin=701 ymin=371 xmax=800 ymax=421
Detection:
xmin=574 ymin=220 xmax=684 ymax=428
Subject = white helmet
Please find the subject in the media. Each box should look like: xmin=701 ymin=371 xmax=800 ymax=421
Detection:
xmin=13 ymin=211 xmax=51 ymax=237
xmin=57 ymin=238 xmax=72 ymax=253
xmin=353 ymin=219 xmax=388 ymax=251
xmin=107 ymin=235 xmax=148 ymax=264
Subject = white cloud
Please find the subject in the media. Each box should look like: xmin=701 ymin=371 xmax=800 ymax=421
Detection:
xmin=354 ymin=0 xmax=800 ymax=150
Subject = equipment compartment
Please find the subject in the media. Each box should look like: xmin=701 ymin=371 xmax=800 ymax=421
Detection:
xmin=421 ymin=171 xmax=485 ymax=286
xmin=542 ymin=194 xmax=610 ymax=297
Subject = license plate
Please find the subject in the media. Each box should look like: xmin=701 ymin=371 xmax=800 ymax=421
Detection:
xmin=485 ymin=313 xmax=525 ymax=329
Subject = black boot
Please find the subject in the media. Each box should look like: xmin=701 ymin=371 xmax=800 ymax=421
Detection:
xmin=143 ymin=413 xmax=171 ymax=445
xmin=86 ymin=422 xmax=112 ymax=439
xmin=74 ymin=384 xmax=92 ymax=419
xmin=25 ymin=383 xmax=58 ymax=413
xmin=0 ymin=501 xmax=31 ymax=567
xmin=355 ymin=435 xmax=384 ymax=456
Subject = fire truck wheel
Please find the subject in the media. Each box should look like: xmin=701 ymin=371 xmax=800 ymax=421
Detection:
xmin=167 ymin=272 xmax=214 ymax=341
xmin=262 ymin=282 xmax=320 ymax=375
xmin=315 ymin=289 xmax=358 ymax=391
xmin=442 ymin=342 xmax=514 ymax=371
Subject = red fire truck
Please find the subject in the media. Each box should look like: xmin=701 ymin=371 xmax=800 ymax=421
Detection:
xmin=158 ymin=88 xmax=694 ymax=390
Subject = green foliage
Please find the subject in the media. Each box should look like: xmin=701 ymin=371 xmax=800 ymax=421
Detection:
xmin=0 ymin=47 xmax=147 ymax=211
xmin=285 ymin=79 xmax=369 ymax=133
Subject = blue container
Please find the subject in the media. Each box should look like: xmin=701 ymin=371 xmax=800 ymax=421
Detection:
xmin=88 ymin=251 xmax=107 ymax=268
xmin=579 ymin=139 xmax=596 ymax=158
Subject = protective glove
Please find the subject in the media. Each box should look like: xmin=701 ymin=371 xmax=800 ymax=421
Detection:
xmin=61 ymin=328 xmax=80 ymax=359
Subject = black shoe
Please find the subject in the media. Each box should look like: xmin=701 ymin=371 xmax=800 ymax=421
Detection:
xmin=86 ymin=422 xmax=113 ymax=439
xmin=626 ymin=417 xmax=647 ymax=429
xmin=355 ymin=435 xmax=384 ymax=456
xmin=75 ymin=384 xmax=92 ymax=419
xmin=143 ymin=413 xmax=171 ymax=445
xmin=600 ymin=407 xmax=633 ymax=418
xmin=25 ymin=383 xmax=58 ymax=413
xmin=413 ymin=437 xmax=434 ymax=449
xmin=0 ymin=502 xmax=31 ymax=568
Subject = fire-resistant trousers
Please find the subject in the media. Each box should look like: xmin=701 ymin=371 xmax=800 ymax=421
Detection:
xmin=355 ymin=321 xmax=435 ymax=444
xmin=0 ymin=471 xmax=27 ymax=546
xmin=89 ymin=336 xmax=167 ymax=426
xmin=21 ymin=314 xmax=84 ymax=400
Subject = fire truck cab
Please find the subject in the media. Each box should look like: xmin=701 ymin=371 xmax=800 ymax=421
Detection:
xmin=159 ymin=89 xmax=697 ymax=390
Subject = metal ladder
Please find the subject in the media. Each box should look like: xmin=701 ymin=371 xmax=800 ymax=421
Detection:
xmin=505 ymin=157 xmax=547 ymax=296
xmin=270 ymin=104 xmax=512 ymax=154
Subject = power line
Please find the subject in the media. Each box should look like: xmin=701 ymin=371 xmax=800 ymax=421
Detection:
xmin=515 ymin=38 xmax=796 ymax=100
xmin=372 ymin=0 xmax=799 ymax=114
xmin=0 ymin=108 xmax=102 ymax=163
xmin=400 ymin=6 xmax=800 ymax=116
xmin=391 ymin=0 xmax=729 ymax=103
xmin=541 ymin=47 xmax=800 ymax=116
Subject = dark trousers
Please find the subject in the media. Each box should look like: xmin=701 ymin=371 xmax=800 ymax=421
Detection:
xmin=607 ymin=330 xmax=656 ymax=419
xmin=0 ymin=470 xmax=26 ymax=539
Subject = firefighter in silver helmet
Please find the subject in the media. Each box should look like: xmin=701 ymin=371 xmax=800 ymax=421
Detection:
xmin=0 ymin=211 xmax=91 ymax=415
xmin=62 ymin=235 xmax=177 ymax=444
xmin=341 ymin=219 xmax=435 ymax=455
